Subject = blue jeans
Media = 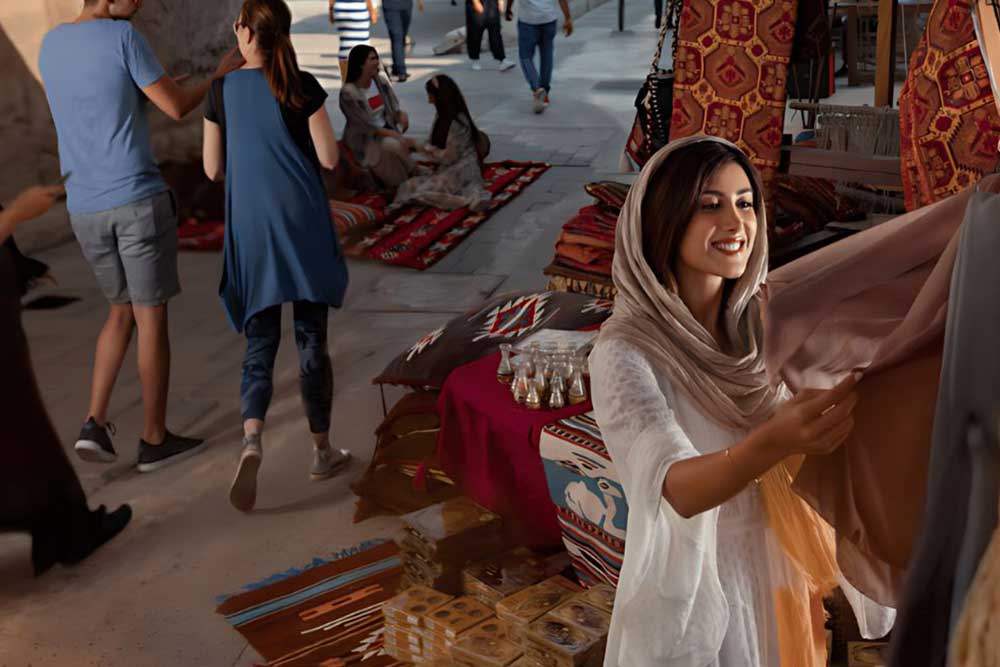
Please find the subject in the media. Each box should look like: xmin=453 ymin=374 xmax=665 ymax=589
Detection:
xmin=241 ymin=301 xmax=333 ymax=434
xmin=384 ymin=7 xmax=412 ymax=76
xmin=517 ymin=20 xmax=556 ymax=93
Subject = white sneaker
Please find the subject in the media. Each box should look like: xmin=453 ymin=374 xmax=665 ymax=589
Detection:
xmin=229 ymin=434 xmax=262 ymax=512
xmin=499 ymin=59 xmax=516 ymax=72
xmin=471 ymin=61 xmax=483 ymax=71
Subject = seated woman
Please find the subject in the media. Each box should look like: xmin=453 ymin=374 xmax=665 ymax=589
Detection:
xmin=590 ymin=136 xmax=892 ymax=666
xmin=392 ymin=74 xmax=491 ymax=211
xmin=339 ymin=44 xmax=415 ymax=189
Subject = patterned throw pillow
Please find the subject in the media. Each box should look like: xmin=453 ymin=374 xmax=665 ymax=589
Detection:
xmin=329 ymin=199 xmax=382 ymax=236
xmin=540 ymin=412 xmax=626 ymax=588
xmin=583 ymin=181 xmax=631 ymax=211
xmin=373 ymin=290 xmax=614 ymax=388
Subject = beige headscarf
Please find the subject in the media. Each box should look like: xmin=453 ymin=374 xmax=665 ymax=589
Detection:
xmin=598 ymin=135 xmax=839 ymax=665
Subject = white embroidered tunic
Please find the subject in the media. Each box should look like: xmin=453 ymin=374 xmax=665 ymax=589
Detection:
xmin=590 ymin=338 xmax=893 ymax=667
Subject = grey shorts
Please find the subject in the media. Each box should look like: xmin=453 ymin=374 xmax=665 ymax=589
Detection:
xmin=70 ymin=190 xmax=180 ymax=307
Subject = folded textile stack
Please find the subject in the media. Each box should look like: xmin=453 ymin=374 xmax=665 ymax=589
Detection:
xmin=521 ymin=597 xmax=611 ymax=667
xmin=462 ymin=548 xmax=573 ymax=610
xmin=544 ymin=181 xmax=630 ymax=299
xmin=382 ymin=585 xmax=455 ymax=664
xmin=495 ymin=576 xmax=583 ymax=644
xmin=398 ymin=497 xmax=506 ymax=594
xmin=422 ymin=596 xmax=497 ymax=662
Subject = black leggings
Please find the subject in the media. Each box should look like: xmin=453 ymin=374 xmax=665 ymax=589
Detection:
xmin=241 ymin=301 xmax=333 ymax=434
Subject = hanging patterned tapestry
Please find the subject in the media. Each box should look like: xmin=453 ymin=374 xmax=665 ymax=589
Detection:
xmin=898 ymin=0 xmax=1000 ymax=211
xmin=669 ymin=0 xmax=799 ymax=221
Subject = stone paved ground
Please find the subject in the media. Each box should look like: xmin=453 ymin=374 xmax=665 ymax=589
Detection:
xmin=0 ymin=1 xmax=657 ymax=664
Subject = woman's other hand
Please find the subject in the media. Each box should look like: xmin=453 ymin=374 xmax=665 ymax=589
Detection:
xmin=753 ymin=373 xmax=860 ymax=458
xmin=328 ymin=0 xmax=336 ymax=22
xmin=397 ymin=110 xmax=410 ymax=133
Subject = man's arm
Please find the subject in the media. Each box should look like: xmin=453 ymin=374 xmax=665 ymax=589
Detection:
xmin=143 ymin=48 xmax=244 ymax=122
xmin=558 ymin=0 xmax=573 ymax=35
xmin=505 ymin=0 xmax=515 ymax=21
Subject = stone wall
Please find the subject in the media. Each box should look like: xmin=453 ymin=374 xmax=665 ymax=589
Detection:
xmin=0 ymin=1 xmax=241 ymax=248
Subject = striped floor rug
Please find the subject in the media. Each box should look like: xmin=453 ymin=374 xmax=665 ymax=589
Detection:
xmin=216 ymin=541 xmax=406 ymax=667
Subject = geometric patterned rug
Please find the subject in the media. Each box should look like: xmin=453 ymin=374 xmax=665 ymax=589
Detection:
xmin=898 ymin=0 xmax=1000 ymax=211
xmin=215 ymin=541 xmax=405 ymax=667
xmin=347 ymin=161 xmax=550 ymax=270
xmin=669 ymin=0 xmax=799 ymax=222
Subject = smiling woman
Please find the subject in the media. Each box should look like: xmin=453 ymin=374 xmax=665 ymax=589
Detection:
xmin=589 ymin=136 xmax=893 ymax=666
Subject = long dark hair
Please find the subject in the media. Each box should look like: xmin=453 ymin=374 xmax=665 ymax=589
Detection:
xmin=239 ymin=0 xmax=306 ymax=110
xmin=426 ymin=75 xmax=482 ymax=153
xmin=641 ymin=141 xmax=763 ymax=286
xmin=345 ymin=44 xmax=377 ymax=85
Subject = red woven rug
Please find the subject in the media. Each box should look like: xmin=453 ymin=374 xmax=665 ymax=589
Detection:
xmin=215 ymin=541 xmax=405 ymax=667
xmin=348 ymin=161 xmax=550 ymax=270
xmin=898 ymin=0 xmax=1000 ymax=210
xmin=670 ymin=0 xmax=799 ymax=220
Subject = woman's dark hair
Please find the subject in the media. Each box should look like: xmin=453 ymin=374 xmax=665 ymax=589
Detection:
xmin=426 ymin=75 xmax=483 ymax=156
xmin=345 ymin=44 xmax=378 ymax=85
xmin=640 ymin=141 xmax=763 ymax=286
xmin=239 ymin=0 xmax=306 ymax=110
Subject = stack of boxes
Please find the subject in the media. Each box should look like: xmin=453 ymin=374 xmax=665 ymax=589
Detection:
xmin=382 ymin=496 xmax=615 ymax=666
xmin=398 ymin=497 xmax=505 ymax=594
xmin=382 ymin=585 xmax=455 ymax=664
xmin=422 ymin=597 xmax=496 ymax=662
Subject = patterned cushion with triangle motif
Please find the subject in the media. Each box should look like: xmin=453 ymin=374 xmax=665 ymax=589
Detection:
xmin=373 ymin=291 xmax=614 ymax=388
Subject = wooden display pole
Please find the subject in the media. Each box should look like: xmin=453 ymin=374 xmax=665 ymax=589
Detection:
xmin=874 ymin=0 xmax=900 ymax=105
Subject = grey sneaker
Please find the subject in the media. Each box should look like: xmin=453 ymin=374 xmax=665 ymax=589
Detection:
xmin=310 ymin=447 xmax=351 ymax=481
xmin=229 ymin=435 xmax=262 ymax=512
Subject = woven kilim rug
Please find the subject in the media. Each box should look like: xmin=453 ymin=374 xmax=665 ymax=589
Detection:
xmin=898 ymin=0 xmax=1000 ymax=211
xmin=669 ymin=0 xmax=799 ymax=221
xmin=348 ymin=161 xmax=550 ymax=270
xmin=215 ymin=541 xmax=406 ymax=667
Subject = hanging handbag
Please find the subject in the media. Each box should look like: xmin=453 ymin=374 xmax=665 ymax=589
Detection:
xmin=624 ymin=0 xmax=683 ymax=169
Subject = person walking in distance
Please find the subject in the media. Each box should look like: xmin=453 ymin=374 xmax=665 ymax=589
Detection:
xmin=383 ymin=0 xmax=423 ymax=82
xmin=329 ymin=0 xmax=378 ymax=82
xmin=467 ymin=0 xmax=516 ymax=71
xmin=39 ymin=0 xmax=245 ymax=472
xmin=505 ymin=0 xmax=572 ymax=112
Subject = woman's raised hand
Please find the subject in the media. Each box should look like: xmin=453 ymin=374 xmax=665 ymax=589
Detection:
xmin=754 ymin=373 xmax=860 ymax=458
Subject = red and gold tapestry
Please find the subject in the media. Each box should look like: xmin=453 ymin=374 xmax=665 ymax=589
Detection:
xmin=898 ymin=0 xmax=1000 ymax=211
xmin=669 ymin=0 xmax=799 ymax=220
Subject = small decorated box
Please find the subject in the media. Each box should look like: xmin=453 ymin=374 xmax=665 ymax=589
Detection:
xmin=382 ymin=585 xmax=455 ymax=628
xmin=424 ymin=596 xmax=496 ymax=640
xmin=546 ymin=600 xmax=611 ymax=637
xmin=523 ymin=615 xmax=605 ymax=667
xmin=495 ymin=576 xmax=582 ymax=643
xmin=451 ymin=633 xmax=525 ymax=667
xmin=576 ymin=583 xmax=615 ymax=615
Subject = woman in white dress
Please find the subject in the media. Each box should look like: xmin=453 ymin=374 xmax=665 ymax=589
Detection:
xmin=589 ymin=136 xmax=894 ymax=666
xmin=392 ymin=75 xmax=491 ymax=211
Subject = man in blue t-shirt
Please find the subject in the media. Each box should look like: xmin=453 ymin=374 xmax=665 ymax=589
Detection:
xmin=39 ymin=0 xmax=243 ymax=473
xmin=505 ymin=0 xmax=572 ymax=113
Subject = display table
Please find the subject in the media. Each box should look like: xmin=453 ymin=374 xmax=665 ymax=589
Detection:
xmin=436 ymin=351 xmax=592 ymax=549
